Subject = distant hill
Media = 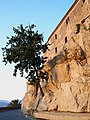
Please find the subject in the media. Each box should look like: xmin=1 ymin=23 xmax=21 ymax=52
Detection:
xmin=0 ymin=100 xmax=10 ymax=107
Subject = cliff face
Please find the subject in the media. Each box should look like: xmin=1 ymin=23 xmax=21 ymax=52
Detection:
xmin=22 ymin=21 xmax=90 ymax=113
xmin=22 ymin=0 xmax=90 ymax=114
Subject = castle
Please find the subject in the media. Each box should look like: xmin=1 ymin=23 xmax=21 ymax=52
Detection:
xmin=22 ymin=0 xmax=90 ymax=114
xmin=44 ymin=0 xmax=90 ymax=62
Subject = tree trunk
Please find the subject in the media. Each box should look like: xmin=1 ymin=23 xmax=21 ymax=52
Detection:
xmin=35 ymin=69 xmax=44 ymax=97
xmin=38 ymin=82 xmax=44 ymax=97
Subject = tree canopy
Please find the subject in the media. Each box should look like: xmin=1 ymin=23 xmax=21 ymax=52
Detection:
xmin=2 ymin=24 xmax=48 ymax=96
xmin=8 ymin=99 xmax=21 ymax=108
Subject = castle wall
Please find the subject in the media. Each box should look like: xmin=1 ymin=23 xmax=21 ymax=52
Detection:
xmin=44 ymin=0 xmax=90 ymax=61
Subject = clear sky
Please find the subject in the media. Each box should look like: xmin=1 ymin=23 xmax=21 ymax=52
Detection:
xmin=0 ymin=0 xmax=74 ymax=101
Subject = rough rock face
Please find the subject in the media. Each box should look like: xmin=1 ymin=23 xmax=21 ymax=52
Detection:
xmin=21 ymin=83 xmax=36 ymax=114
xmin=22 ymin=33 xmax=90 ymax=113
xmin=36 ymin=29 xmax=90 ymax=113
xmin=22 ymin=18 xmax=90 ymax=113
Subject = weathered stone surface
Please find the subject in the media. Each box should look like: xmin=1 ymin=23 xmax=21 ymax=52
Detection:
xmin=22 ymin=34 xmax=90 ymax=113
xmin=83 ymin=65 xmax=90 ymax=77
xmin=42 ymin=81 xmax=90 ymax=112
xmin=55 ymin=63 xmax=71 ymax=84
xmin=33 ymin=111 xmax=90 ymax=120
xmin=21 ymin=83 xmax=36 ymax=114
xmin=22 ymin=35 xmax=90 ymax=113
xmin=22 ymin=0 xmax=90 ymax=115
xmin=37 ymin=93 xmax=53 ymax=111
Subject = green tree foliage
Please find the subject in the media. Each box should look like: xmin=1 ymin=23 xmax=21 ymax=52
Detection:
xmin=8 ymin=99 xmax=21 ymax=107
xmin=2 ymin=24 xmax=48 ymax=96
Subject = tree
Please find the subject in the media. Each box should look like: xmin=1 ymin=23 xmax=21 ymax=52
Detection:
xmin=8 ymin=99 xmax=21 ymax=107
xmin=2 ymin=24 xmax=48 ymax=96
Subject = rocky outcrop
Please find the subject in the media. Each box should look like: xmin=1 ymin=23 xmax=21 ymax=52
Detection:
xmin=21 ymin=83 xmax=36 ymax=114
xmin=22 ymin=17 xmax=90 ymax=114
xmin=35 ymin=30 xmax=90 ymax=113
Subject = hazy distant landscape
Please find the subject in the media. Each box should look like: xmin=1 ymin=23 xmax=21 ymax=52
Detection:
xmin=0 ymin=100 xmax=10 ymax=107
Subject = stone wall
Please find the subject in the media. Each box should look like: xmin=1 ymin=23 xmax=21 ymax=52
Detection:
xmin=44 ymin=0 xmax=90 ymax=61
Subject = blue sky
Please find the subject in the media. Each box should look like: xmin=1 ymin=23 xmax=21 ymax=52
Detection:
xmin=0 ymin=0 xmax=74 ymax=101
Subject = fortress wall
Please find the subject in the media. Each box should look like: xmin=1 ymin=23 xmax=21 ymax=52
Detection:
xmin=44 ymin=0 xmax=90 ymax=61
